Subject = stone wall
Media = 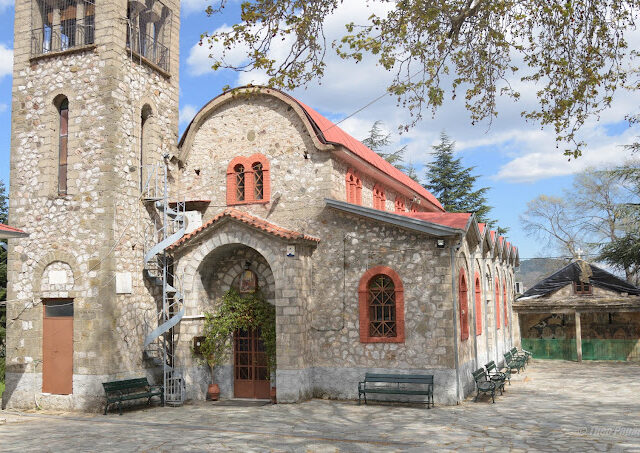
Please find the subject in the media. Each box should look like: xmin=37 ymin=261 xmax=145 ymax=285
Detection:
xmin=5 ymin=0 xmax=181 ymax=411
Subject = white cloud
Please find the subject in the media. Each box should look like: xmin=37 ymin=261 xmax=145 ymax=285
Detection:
xmin=181 ymin=0 xmax=209 ymax=15
xmin=0 ymin=103 xmax=7 ymax=113
xmin=179 ymin=104 xmax=198 ymax=125
xmin=0 ymin=0 xmax=12 ymax=11
xmin=0 ymin=44 xmax=13 ymax=80
xmin=186 ymin=25 xmax=254 ymax=76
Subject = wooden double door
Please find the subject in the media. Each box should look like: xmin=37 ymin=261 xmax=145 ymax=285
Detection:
xmin=233 ymin=328 xmax=270 ymax=399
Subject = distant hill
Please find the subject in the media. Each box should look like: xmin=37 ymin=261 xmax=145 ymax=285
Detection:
xmin=515 ymin=258 xmax=568 ymax=293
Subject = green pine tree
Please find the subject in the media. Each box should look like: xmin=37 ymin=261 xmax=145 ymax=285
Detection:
xmin=362 ymin=121 xmax=410 ymax=174
xmin=424 ymin=132 xmax=498 ymax=228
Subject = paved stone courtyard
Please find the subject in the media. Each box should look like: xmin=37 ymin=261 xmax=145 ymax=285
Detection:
xmin=1 ymin=360 xmax=640 ymax=452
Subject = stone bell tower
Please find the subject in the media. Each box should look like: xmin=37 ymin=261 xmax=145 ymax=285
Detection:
xmin=5 ymin=0 xmax=181 ymax=411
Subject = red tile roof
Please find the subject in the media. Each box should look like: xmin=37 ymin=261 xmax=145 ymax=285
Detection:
xmin=401 ymin=212 xmax=472 ymax=230
xmin=478 ymin=223 xmax=486 ymax=235
xmin=291 ymin=98 xmax=444 ymax=212
xmin=168 ymin=208 xmax=320 ymax=250
xmin=0 ymin=224 xmax=28 ymax=237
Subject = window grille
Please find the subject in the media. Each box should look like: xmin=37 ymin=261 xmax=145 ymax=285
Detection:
xmin=253 ymin=162 xmax=264 ymax=200
xmin=368 ymin=274 xmax=397 ymax=338
xmin=126 ymin=0 xmax=173 ymax=72
xmin=234 ymin=164 xmax=245 ymax=201
xmin=31 ymin=0 xmax=95 ymax=57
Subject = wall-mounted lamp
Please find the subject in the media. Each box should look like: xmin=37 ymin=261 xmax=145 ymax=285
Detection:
xmin=436 ymin=239 xmax=446 ymax=249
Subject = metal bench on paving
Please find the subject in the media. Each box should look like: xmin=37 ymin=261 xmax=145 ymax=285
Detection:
xmin=485 ymin=360 xmax=509 ymax=387
xmin=102 ymin=377 xmax=163 ymax=415
xmin=358 ymin=373 xmax=434 ymax=408
xmin=472 ymin=368 xmax=500 ymax=403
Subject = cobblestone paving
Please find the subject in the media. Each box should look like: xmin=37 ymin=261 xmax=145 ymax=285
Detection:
xmin=1 ymin=361 xmax=640 ymax=452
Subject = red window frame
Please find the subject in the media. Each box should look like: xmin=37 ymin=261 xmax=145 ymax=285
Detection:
xmin=495 ymin=277 xmax=501 ymax=329
xmin=373 ymin=184 xmax=386 ymax=210
xmin=226 ymin=154 xmax=270 ymax=205
xmin=58 ymin=98 xmax=69 ymax=196
xmin=475 ymin=273 xmax=482 ymax=336
xmin=345 ymin=169 xmax=362 ymax=205
xmin=503 ymin=280 xmax=508 ymax=327
xmin=359 ymin=266 xmax=405 ymax=343
xmin=459 ymin=269 xmax=469 ymax=341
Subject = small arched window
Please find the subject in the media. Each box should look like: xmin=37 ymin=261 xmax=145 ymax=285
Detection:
xmin=475 ymin=273 xmax=482 ymax=336
xmin=234 ymin=164 xmax=245 ymax=201
xmin=359 ymin=266 xmax=405 ymax=343
xmin=140 ymin=105 xmax=152 ymax=191
xmin=57 ymin=97 xmax=69 ymax=196
xmin=226 ymin=154 xmax=270 ymax=205
xmin=373 ymin=185 xmax=386 ymax=210
xmin=345 ymin=169 xmax=362 ymax=205
xmin=459 ymin=269 xmax=469 ymax=340
xmin=503 ymin=280 xmax=508 ymax=327
xmin=394 ymin=196 xmax=406 ymax=213
xmin=253 ymin=162 xmax=264 ymax=200
xmin=495 ymin=277 xmax=501 ymax=330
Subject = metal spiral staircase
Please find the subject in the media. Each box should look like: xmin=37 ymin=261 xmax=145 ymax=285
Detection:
xmin=142 ymin=162 xmax=187 ymax=406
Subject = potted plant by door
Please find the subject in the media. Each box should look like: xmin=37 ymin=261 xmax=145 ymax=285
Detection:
xmin=196 ymin=312 xmax=233 ymax=402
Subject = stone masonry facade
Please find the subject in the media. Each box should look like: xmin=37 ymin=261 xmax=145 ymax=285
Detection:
xmin=4 ymin=0 xmax=518 ymax=412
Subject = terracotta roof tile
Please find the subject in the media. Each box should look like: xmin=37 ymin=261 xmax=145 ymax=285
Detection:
xmin=290 ymin=98 xmax=444 ymax=212
xmin=401 ymin=211 xmax=471 ymax=230
xmin=168 ymin=208 xmax=320 ymax=250
xmin=0 ymin=224 xmax=28 ymax=238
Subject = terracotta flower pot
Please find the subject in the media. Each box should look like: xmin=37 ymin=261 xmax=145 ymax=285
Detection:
xmin=270 ymin=386 xmax=277 ymax=404
xmin=207 ymin=383 xmax=220 ymax=401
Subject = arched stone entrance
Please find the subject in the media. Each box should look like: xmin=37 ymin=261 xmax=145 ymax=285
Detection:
xmin=172 ymin=211 xmax=319 ymax=402
xmin=198 ymin=244 xmax=276 ymax=399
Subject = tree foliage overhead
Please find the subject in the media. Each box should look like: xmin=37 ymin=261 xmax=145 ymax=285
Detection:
xmin=203 ymin=0 xmax=637 ymax=156
xmin=424 ymin=132 xmax=493 ymax=225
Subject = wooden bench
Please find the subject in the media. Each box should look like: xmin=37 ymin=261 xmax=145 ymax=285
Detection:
xmin=358 ymin=373 xmax=434 ymax=408
xmin=102 ymin=377 xmax=163 ymax=415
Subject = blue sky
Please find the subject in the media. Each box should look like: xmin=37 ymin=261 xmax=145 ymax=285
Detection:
xmin=1 ymin=1 xmax=638 ymax=260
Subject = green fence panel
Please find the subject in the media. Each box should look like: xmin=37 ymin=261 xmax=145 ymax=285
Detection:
xmin=522 ymin=338 xmax=640 ymax=361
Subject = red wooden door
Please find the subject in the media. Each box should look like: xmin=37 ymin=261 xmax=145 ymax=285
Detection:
xmin=234 ymin=328 xmax=270 ymax=399
xmin=43 ymin=300 xmax=74 ymax=394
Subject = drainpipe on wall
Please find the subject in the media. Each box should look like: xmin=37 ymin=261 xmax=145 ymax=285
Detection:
xmin=449 ymin=234 xmax=463 ymax=404
xmin=484 ymin=270 xmax=490 ymax=363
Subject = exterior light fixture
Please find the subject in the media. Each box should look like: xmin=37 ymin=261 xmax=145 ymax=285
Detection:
xmin=436 ymin=239 xmax=446 ymax=248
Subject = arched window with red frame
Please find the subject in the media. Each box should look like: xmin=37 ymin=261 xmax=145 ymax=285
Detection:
xmin=475 ymin=273 xmax=482 ymax=336
xmin=359 ymin=266 xmax=405 ymax=343
xmin=503 ymin=279 xmax=508 ymax=327
xmin=226 ymin=154 xmax=270 ymax=205
xmin=459 ymin=269 xmax=469 ymax=340
xmin=394 ymin=196 xmax=406 ymax=212
xmin=373 ymin=184 xmax=386 ymax=210
xmin=495 ymin=277 xmax=501 ymax=329
xmin=345 ymin=169 xmax=362 ymax=205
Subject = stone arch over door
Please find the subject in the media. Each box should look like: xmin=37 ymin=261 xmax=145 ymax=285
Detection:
xmin=176 ymin=222 xmax=314 ymax=403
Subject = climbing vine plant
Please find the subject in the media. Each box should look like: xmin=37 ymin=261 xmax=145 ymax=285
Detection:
xmin=199 ymin=289 xmax=276 ymax=378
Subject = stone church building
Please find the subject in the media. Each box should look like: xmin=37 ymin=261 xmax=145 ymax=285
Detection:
xmin=3 ymin=0 xmax=519 ymax=411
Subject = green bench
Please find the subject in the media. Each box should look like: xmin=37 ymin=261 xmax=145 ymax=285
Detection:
xmin=102 ymin=377 xmax=163 ymax=415
xmin=504 ymin=351 xmax=526 ymax=374
xmin=511 ymin=347 xmax=532 ymax=364
xmin=485 ymin=360 xmax=509 ymax=387
xmin=358 ymin=373 xmax=434 ymax=408
xmin=472 ymin=368 xmax=500 ymax=403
